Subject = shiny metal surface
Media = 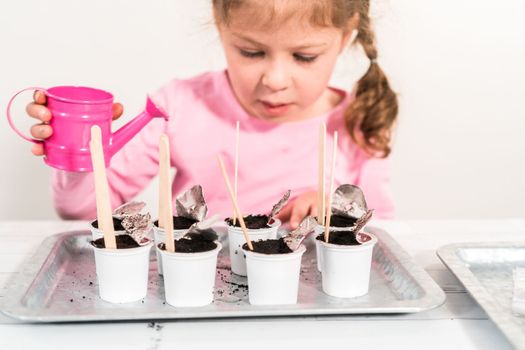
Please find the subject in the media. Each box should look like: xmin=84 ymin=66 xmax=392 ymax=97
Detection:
xmin=0 ymin=226 xmax=445 ymax=322
xmin=175 ymin=184 xmax=207 ymax=221
xmin=438 ymin=243 xmax=525 ymax=350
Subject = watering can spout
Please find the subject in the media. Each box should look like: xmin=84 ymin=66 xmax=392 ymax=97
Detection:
xmin=109 ymin=96 xmax=169 ymax=157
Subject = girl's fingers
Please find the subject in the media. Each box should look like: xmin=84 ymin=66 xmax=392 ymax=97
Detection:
xmin=308 ymin=204 xmax=318 ymax=219
xmin=26 ymin=103 xmax=52 ymax=122
xmin=27 ymin=99 xmax=121 ymax=122
xmin=31 ymin=143 xmax=45 ymax=156
xmin=276 ymin=203 xmax=293 ymax=222
xmin=289 ymin=201 xmax=311 ymax=229
xmin=30 ymin=124 xmax=53 ymax=139
xmin=33 ymin=90 xmax=47 ymax=105
xmin=112 ymin=102 xmax=123 ymax=120
xmin=26 ymin=95 xmax=119 ymax=156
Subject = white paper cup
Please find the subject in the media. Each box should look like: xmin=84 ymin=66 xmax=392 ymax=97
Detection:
xmin=313 ymin=224 xmax=350 ymax=272
xmin=152 ymin=225 xmax=190 ymax=275
xmin=89 ymin=219 xmax=126 ymax=241
xmin=315 ymin=238 xmax=323 ymax=273
xmin=91 ymin=239 xmax=153 ymax=303
xmin=318 ymin=232 xmax=377 ymax=298
xmin=243 ymin=244 xmax=306 ymax=305
xmin=227 ymin=219 xmax=280 ymax=276
xmin=158 ymin=242 xmax=222 ymax=307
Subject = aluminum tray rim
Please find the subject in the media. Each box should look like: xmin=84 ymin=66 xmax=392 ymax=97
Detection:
xmin=0 ymin=226 xmax=445 ymax=322
xmin=437 ymin=241 xmax=525 ymax=350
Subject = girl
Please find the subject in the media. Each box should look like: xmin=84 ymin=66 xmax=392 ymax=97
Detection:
xmin=26 ymin=0 xmax=397 ymax=228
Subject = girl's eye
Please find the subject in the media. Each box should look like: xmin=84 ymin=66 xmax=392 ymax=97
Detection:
xmin=240 ymin=49 xmax=265 ymax=58
xmin=294 ymin=53 xmax=317 ymax=63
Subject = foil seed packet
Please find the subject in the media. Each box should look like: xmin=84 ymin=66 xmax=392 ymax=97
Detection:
xmin=175 ymin=185 xmax=208 ymax=222
xmin=122 ymin=213 xmax=152 ymax=246
xmin=174 ymin=185 xmax=220 ymax=241
xmin=329 ymin=184 xmax=374 ymax=239
xmin=353 ymin=209 xmax=374 ymax=242
xmin=113 ymin=201 xmax=146 ymax=219
xmin=331 ymin=184 xmax=368 ymax=220
xmin=283 ymin=216 xmax=318 ymax=251
xmin=267 ymin=190 xmax=291 ymax=224
xmin=112 ymin=201 xmax=152 ymax=246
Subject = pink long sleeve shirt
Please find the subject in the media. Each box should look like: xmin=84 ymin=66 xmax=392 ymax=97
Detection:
xmin=52 ymin=70 xmax=395 ymax=220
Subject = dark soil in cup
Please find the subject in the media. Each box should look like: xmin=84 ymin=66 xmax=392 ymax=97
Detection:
xmin=329 ymin=215 xmax=358 ymax=228
xmin=316 ymin=231 xmax=361 ymax=246
xmin=92 ymin=217 xmax=125 ymax=231
xmin=225 ymin=215 xmax=271 ymax=229
xmin=159 ymin=238 xmax=217 ymax=253
xmin=91 ymin=234 xmax=140 ymax=249
xmin=154 ymin=216 xmax=199 ymax=230
xmin=242 ymin=237 xmax=293 ymax=254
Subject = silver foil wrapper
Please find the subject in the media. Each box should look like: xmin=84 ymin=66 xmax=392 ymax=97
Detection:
xmin=354 ymin=209 xmax=374 ymax=242
xmin=283 ymin=216 xmax=318 ymax=251
xmin=331 ymin=184 xmax=368 ymax=220
xmin=269 ymin=190 xmax=291 ymax=219
xmin=175 ymin=185 xmax=207 ymax=222
xmin=112 ymin=201 xmax=146 ymax=219
xmin=122 ymin=212 xmax=152 ymax=246
xmin=111 ymin=201 xmax=151 ymax=246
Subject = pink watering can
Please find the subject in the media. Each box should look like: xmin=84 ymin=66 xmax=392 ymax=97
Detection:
xmin=6 ymin=86 xmax=168 ymax=172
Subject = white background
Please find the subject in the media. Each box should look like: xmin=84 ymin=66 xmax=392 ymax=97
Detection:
xmin=0 ymin=0 xmax=524 ymax=220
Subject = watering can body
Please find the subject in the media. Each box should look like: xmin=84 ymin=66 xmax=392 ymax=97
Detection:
xmin=6 ymin=86 xmax=168 ymax=172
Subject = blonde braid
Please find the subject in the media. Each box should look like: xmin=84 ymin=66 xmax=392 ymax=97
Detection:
xmin=345 ymin=1 xmax=398 ymax=157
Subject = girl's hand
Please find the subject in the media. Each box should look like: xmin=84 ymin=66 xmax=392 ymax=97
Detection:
xmin=26 ymin=91 xmax=124 ymax=156
xmin=276 ymin=190 xmax=319 ymax=229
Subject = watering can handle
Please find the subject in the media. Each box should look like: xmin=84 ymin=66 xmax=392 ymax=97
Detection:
xmin=6 ymin=87 xmax=46 ymax=144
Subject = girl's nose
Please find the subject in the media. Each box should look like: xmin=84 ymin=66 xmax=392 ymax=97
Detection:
xmin=261 ymin=62 xmax=291 ymax=92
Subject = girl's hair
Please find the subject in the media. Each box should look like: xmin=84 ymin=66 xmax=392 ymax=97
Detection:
xmin=213 ymin=0 xmax=398 ymax=157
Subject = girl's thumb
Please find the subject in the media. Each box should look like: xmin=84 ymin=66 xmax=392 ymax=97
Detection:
xmin=112 ymin=103 xmax=124 ymax=120
xmin=290 ymin=205 xmax=309 ymax=230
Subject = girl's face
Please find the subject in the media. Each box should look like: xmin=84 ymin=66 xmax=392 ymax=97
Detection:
xmin=218 ymin=14 xmax=352 ymax=123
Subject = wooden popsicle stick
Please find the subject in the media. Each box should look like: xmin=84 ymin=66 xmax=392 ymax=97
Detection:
xmin=158 ymin=144 xmax=166 ymax=231
xmin=159 ymin=134 xmax=175 ymax=253
xmin=217 ymin=154 xmax=253 ymax=251
xmin=233 ymin=120 xmax=240 ymax=225
xmin=90 ymin=126 xmax=116 ymax=249
xmin=158 ymin=197 xmax=165 ymax=229
xmin=324 ymin=131 xmax=338 ymax=243
xmin=317 ymin=123 xmax=326 ymax=226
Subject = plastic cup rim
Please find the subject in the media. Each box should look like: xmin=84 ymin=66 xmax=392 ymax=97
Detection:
xmin=152 ymin=225 xmax=190 ymax=234
xmin=242 ymin=243 xmax=306 ymax=259
xmin=317 ymin=232 xmax=377 ymax=250
xmin=226 ymin=218 xmax=281 ymax=232
xmin=46 ymin=85 xmax=113 ymax=105
xmin=89 ymin=219 xmax=126 ymax=232
xmin=156 ymin=241 xmax=222 ymax=258
xmin=91 ymin=239 xmax=153 ymax=254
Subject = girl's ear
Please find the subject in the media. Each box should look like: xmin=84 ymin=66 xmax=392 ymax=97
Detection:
xmin=340 ymin=13 xmax=360 ymax=52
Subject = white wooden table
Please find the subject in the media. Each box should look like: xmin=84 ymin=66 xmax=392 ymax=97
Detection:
xmin=1 ymin=219 xmax=523 ymax=350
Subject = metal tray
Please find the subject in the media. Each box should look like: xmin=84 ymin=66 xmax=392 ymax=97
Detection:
xmin=437 ymin=242 xmax=525 ymax=350
xmin=0 ymin=226 xmax=445 ymax=322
